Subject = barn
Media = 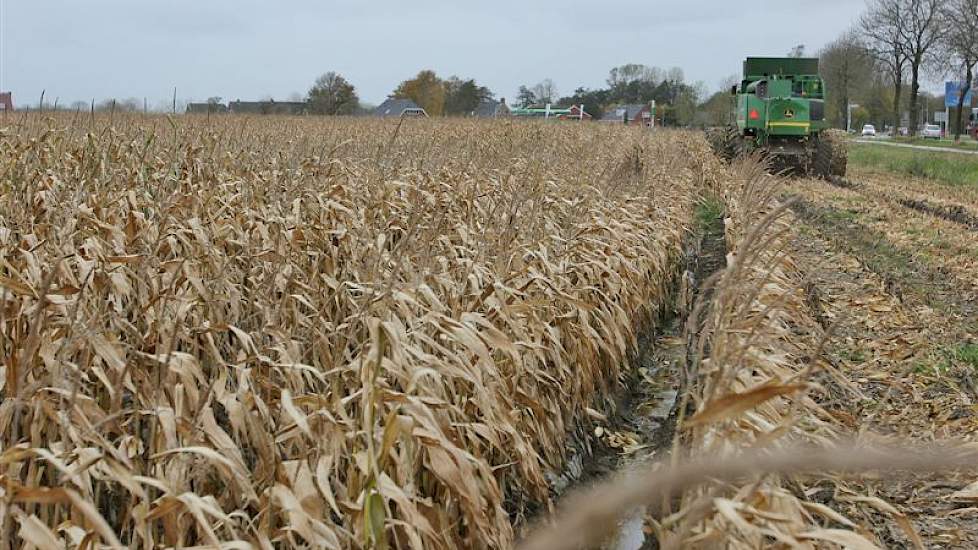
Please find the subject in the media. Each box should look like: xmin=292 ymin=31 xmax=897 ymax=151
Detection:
xmin=473 ymin=98 xmax=510 ymax=118
xmin=601 ymin=104 xmax=653 ymax=126
xmin=186 ymin=102 xmax=228 ymax=114
xmin=555 ymin=105 xmax=592 ymax=121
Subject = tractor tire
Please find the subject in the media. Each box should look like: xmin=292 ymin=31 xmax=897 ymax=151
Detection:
xmin=814 ymin=130 xmax=848 ymax=179
xmin=814 ymin=137 xmax=832 ymax=179
xmin=823 ymin=130 xmax=848 ymax=177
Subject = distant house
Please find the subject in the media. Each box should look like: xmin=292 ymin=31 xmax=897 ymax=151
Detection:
xmin=555 ymin=105 xmax=592 ymax=121
xmin=375 ymin=98 xmax=427 ymax=118
xmin=186 ymin=102 xmax=228 ymax=114
xmin=473 ymin=98 xmax=510 ymax=118
xmin=228 ymin=100 xmax=307 ymax=115
xmin=601 ymin=104 xmax=653 ymax=126
xmin=0 ymin=92 xmax=13 ymax=112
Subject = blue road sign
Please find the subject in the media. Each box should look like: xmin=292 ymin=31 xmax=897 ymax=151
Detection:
xmin=946 ymin=81 xmax=974 ymax=108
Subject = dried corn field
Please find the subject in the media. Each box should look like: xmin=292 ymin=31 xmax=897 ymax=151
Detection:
xmin=525 ymin=156 xmax=978 ymax=550
xmin=4 ymin=114 xmax=978 ymax=550
xmin=0 ymin=114 xmax=718 ymax=549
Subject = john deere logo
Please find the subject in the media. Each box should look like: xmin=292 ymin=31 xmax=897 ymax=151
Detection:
xmin=784 ymin=108 xmax=795 ymax=119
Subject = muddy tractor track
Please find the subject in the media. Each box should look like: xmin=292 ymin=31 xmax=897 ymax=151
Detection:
xmin=785 ymin=195 xmax=968 ymax=312
xmin=546 ymin=204 xmax=728 ymax=550
xmin=895 ymin=197 xmax=978 ymax=230
xmin=825 ymin=175 xmax=978 ymax=232
xmin=778 ymin=168 xmax=978 ymax=547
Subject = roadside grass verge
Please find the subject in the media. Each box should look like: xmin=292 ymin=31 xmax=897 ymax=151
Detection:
xmin=849 ymin=143 xmax=978 ymax=187
xmin=891 ymin=136 xmax=978 ymax=151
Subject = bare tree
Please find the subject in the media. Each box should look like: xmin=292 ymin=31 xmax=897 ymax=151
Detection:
xmin=860 ymin=0 xmax=909 ymax=132
xmin=607 ymin=64 xmax=655 ymax=89
xmin=308 ymin=72 xmax=360 ymax=115
xmin=820 ymin=30 xmax=875 ymax=129
xmin=530 ymin=79 xmax=558 ymax=105
xmin=665 ymin=67 xmax=685 ymax=84
xmin=895 ymin=0 xmax=946 ymax=135
xmin=942 ymin=0 xmax=978 ymax=139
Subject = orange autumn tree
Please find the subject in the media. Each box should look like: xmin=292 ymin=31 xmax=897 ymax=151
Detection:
xmin=393 ymin=70 xmax=446 ymax=116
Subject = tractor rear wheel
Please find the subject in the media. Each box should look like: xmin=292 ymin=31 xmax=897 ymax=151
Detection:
xmin=814 ymin=130 xmax=848 ymax=179
xmin=814 ymin=136 xmax=832 ymax=178
xmin=824 ymin=130 xmax=848 ymax=177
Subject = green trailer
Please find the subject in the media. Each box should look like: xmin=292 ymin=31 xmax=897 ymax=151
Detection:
xmin=708 ymin=57 xmax=847 ymax=177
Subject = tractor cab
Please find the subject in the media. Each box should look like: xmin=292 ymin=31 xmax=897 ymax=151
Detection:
xmin=708 ymin=56 xmax=844 ymax=177
xmin=734 ymin=58 xmax=828 ymax=141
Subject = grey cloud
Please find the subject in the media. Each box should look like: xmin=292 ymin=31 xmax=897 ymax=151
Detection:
xmin=2 ymin=0 xmax=868 ymax=107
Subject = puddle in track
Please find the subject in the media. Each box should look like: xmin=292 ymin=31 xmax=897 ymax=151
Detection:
xmin=548 ymin=205 xmax=728 ymax=550
xmin=614 ymin=513 xmax=647 ymax=550
xmin=612 ymin=208 xmax=726 ymax=549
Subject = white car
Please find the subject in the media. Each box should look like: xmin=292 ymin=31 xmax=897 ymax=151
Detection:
xmin=861 ymin=124 xmax=877 ymax=137
xmin=920 ymin=124 xmax=943 ymax=139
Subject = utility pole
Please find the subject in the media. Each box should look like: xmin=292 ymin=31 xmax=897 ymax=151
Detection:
xmin=943 ymin=83 xmax=951 ymax=137
xmin=847 ymin=103 xmax=859 ymax=133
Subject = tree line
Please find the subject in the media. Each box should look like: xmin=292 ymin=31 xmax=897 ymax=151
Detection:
xmin=304 ymin=65 xmax=705 ymax=124
xmin=306 ymin=70 xmax=494 ymax=117
xmin=29 ymin=64 xmax=706 ymax=124
xmin=820 ymin=0 xmax=978 ymax=138
xmin=532 ymin=65 xmax=705 ymax=125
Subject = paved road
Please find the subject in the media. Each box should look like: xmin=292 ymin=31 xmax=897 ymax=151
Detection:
xmin=852 ymin=138 xmax=978 ymax=156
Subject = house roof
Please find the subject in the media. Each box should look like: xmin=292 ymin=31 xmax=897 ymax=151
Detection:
xmin=473 ymin=99 xmax=499 ymax=117
xmin=376 ymin=98 xmax=421 ymax=116
xmin=187 ymin=102 xmax=228 ymax=113
xmin=473 ymin=98 xmax=509 ymax=117
xmin=560 ymin=105 xmax=592 ymax=119
xmin=601 ymin=104 xmax=648 ymax=121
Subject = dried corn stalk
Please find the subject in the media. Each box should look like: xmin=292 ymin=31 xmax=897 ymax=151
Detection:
xmin=0 ymin=115 xmax=711 ymax=548
xmin=662 ymin=159 xmax=886 ymax=548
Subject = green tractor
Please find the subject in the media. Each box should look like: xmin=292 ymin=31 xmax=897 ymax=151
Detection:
xmin=708 ymin=57 xmax=847 ymax=178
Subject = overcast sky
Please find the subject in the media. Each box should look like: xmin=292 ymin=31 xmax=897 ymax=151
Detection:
xmin=2 ymin=0 xmax=872 ymax=108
